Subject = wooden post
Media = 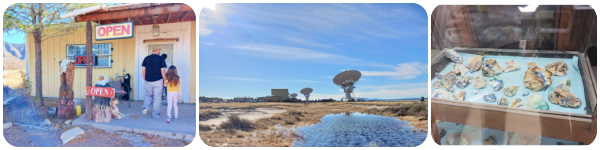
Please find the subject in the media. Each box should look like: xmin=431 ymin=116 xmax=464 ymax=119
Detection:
xmin=85 ymin=21 xmax=93 ymax=120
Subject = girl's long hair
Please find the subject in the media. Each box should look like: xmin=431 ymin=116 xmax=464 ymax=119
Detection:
xmin=166 ymin=66 xmax=180 ymax=87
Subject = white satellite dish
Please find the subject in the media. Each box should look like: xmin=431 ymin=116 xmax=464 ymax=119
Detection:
xmin=333 ymin=70 xmax=361 ymax=101
xmin=290 ymin=93 xmax=298 ymax=98
xmin=300 ymin=88 xmax=313 ymax=102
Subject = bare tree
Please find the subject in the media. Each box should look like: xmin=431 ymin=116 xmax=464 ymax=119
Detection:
xmin=4 ymin=3 xmax=96 ymax=106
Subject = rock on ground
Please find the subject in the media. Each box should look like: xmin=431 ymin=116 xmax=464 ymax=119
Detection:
xmin=61 ymin=127 xmax=85 ymax=144
xmin=4 ymin=122 xmax=13 ymax=129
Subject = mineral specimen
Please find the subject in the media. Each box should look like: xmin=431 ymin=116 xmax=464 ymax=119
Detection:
xmin=472 ymin=76 xmax=486 ymax=89
xmin=527 ymin=62 xmax=537 ymax=68
xmin=474 ymin=90 xmax=479 ymax=94
xmin=503 ymin=86 xmax=519 ymax=97
xmin=526 ymin=94 xmax=549 ymax=110
xmin=511 ymin=98 xmax=524 ymax=107
xmin=504 ymin=60 xmax=520 ymax=72
xmin=483 ymin=136 xmax=497 ymax=145
xmin=442 ymin=71 xmax=458 ymax=92
xmin=523 ymin=63 xmax=552 ymax=92
xmin=522 ymin=91 xmax=529 ymax=96
xmin=446 ymin=132 xmax=470 ymax=145
xmin=445 ymin=49 xmax=463 ymax=63
xmin=456 ymin=76 xmax=469 ymax=89
xmin=498 ymin=97 xmax=508 ymax=106
xmin=482 ymin=59 xmax=503 ymax=77
xmin=548 ymin=84 xmax=582 ymax=108
xmin=516 ymin=133 xmax=541 ymax=145
xmin=467 ymin=55 xmax=483 ymax=72
xmin=484 ymin=93 xmax=497 ymax=103
xmin=560 ymin=79 xmax=571 ymax=86
xmin=455 ymin=63 xmax=469 ymax=76
xmin=489 ymin=80 xmax=504 ymax=91
xmin=545 ymin=60 xmax=568 ymax=76
xmin=454 ymin=91 xmax=465 ymax=101
xmin=436 ymin=73 xmax=442 ymax=80
xmin=433 ymin=81 xmax=443 ymax=89
xmin=432 ymin=89 xmax=452 ymax=100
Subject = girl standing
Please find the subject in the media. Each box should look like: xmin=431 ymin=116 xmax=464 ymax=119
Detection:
xmin=164 ymin=66 xmax=181 ymax=123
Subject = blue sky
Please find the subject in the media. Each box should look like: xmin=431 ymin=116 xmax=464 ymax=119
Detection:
xmin=199 ymin=3 xmax=428 ymax=100
xmin=3 ymin=30 xmax=26 ymax=43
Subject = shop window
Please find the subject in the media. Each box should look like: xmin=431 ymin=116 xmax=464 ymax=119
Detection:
xmin=66 ymin=43 xmax=112 ymax=68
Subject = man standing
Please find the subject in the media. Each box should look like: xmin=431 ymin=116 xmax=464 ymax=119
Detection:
xmin=142 ymin=48 xmax=167 ymax=118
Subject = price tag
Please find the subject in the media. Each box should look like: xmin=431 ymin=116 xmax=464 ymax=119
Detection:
xmin=470 ymin=91 xmax=488 ymax=102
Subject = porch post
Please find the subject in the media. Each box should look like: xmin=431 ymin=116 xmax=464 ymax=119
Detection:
xmin=85 ymin=20 xmax=93 ymax=120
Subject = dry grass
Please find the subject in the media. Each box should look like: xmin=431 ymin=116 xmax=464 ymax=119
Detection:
xmin=198 ymin=101 xmax=428 ymax=147
xmin=3 ymin=69 xmax=26 ymax=89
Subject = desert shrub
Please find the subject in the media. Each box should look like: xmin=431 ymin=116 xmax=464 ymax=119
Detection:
xmin=199 ymin=124 xmax=212 ymax=131
xmin=271 ymin=116 xmax=282 ymax=120
xmin=287 ymin=110 xmax=304 ymax=116
xmin=219 ymin=115 xmax=255 ymax=131
xmin=199 ymin=110 xmax=221 ymax=121
xmin=383 ymin=103 xmax=427 ymax=117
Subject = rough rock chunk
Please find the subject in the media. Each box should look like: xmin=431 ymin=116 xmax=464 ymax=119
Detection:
xmin=498 ymin=97 xmax=509 ymax=106
xmin=527 ymin=62 xmax=538 ymax=68
xmin=503 ymin=86 xmax=519 ymax=97
xmin=523 ymin=63 xmax=552 ymax=92
xmin=456 ymin=76 xmax=469 ymax=89
xmin=441 ymin=71 xmax=458 ymax=92
xmin=455 ymin=64 xmax=469 ymax=76
xmin=446 ymin=132 xmax=470 ymax=145
xmin=433 ymin=81 xmax=443 ymax=89
xmin=454 ymin=91 xmax=465 ymax=101
xmin=471 ymin=76 xmax=486 ymax=89
xmin=482 ymin=59 xmax=503 ymax=77
xmin=432 ymin=89 xmax=452 ymax=100
xmin=511 ymin=98 xmax=524 ymax=107
xmin=467 ymin=55 xmax=483 ymax=72
xmin=445 ymin=49 xmax=463 ymax=63
xmin=483 ymin=136 xmax=497 ymax=145
xmin=545 ymin=60 xmax=568 ymax=76
xmin=516 ymin=133 xmax=541 ymax=145
xmin=489 ymin=80 xmax=504 ymax=91
xmin=484 ymin=93 xmax=497 ymax=103
xmin=61 ymin=127 xmax=85 ymax=144
xmin=504 ymin=60 xmax=520 ymax=72
xmin=548 ymin=84 xmax=582 ymax=108
xmin=526 ymin=94 xmax=549 ymax=110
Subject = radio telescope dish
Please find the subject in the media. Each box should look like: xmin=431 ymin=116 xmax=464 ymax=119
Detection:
xmin=300 ymin=88 xmax=313 ymax=101
xmin=290 ymin=93 xmax=298 ymax=98
xmin=333 ymin=70 xmax=361 ymax=101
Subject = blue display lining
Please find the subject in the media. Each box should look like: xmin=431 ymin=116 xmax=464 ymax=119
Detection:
xmin=437 ymin=121 xmax=578 ymax=145
xmin=432 ymin=53 xmax=587 ymax=115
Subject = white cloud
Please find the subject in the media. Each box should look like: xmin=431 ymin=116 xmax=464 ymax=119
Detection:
xmin=310 ymin=83 xmax=428 ymax=100
xmin=231 ymin=44 xmax=394 ymax=68
xmin=361 ymin=62 xmax=427 ymax=80
xmin=198 ymin=28 xmax=213 ymax=36
xmin=199 ymin=42 xmax=215 ymax=46
xmin=213 ymin=77 xmax=270 ymax=82
xmin=212 ymin=77 xmax=325 ymax=83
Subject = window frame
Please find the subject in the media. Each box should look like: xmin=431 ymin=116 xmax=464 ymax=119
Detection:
xmin=66 ymin=43 xmax=113 ymax=68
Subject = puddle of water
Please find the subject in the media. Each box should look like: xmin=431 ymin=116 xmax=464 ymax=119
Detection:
xmin=292 ymin=112 xmax=426 ymax=147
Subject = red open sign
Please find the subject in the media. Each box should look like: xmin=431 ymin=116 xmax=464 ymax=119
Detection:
xmin=86 ymin=86 xmax=115 ymax=98
xmin=74 ymin=55 xmax=97 ymax=66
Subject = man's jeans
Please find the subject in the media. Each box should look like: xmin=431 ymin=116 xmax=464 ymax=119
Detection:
xmin=143 ymin=79 xmax=163 ymax=117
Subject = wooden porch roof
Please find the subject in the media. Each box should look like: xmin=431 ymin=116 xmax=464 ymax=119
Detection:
xmin=71 ymin=3 xmax=195 ymax=25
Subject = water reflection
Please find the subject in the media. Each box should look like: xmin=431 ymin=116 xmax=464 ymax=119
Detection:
xmin=292 ymin=112 xmax=426 ymax=147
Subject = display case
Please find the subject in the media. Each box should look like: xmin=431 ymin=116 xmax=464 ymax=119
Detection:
xmin=430 ymin=48 xmax=597 ymax=145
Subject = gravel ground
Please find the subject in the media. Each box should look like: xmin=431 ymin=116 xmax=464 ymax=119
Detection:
xmin=3 ymin=124 xmax=191 ymax=147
